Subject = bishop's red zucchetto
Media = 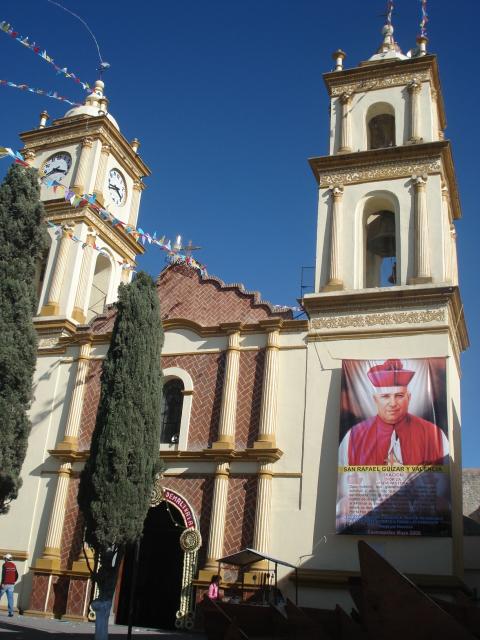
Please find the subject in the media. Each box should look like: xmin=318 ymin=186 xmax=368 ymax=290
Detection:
xmin=367 ymin=359 xmax=415 ymax=388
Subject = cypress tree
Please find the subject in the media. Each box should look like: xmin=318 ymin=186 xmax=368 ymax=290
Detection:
xmin=78 ymin=271 xmax=164 ymax=639
xmin=0 ymin=164 xmax=48 ymax=514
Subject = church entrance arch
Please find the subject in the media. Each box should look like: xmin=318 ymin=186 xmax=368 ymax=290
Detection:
xmin=115 ymin=485 xmax=201 ymax=631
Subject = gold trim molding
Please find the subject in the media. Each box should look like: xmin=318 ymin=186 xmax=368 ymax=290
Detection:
xmin=0 ymin=549 xmax=28 ymax=561
xmin=317 ymin=157 xmax=441 ymax=188
xmin=328 ymin=70 xmax=430 ymax=97
xmin=310 ymin=308 xmax=445 ymax=330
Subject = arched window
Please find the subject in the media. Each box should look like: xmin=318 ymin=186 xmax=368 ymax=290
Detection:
xmin=365 ymin=210 xmax=396 ymax=287
xmin=87 ymin=253 xmax=112 ymax=321
xmin=367 ymin=103 xmax=395 ymax=149
xmin=160 ymin=379 xmax=184 ymax=444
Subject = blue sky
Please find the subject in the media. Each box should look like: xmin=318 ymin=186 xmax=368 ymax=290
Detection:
xmin=0 ymin=0 xmax=478 ymax=467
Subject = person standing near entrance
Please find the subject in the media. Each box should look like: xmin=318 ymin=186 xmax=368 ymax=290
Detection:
xmin=207 ymin=575 xmax=221 ymax=600
xmin=1 ymin=553 xmax=18 ymax=617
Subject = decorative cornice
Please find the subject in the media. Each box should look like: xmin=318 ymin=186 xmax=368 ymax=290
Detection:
xmin=44 ymin=202 xmax=144 ymax=259
xmin=48 ymin=447 xmax=284 ymax=464
xmin=323 ymin=55 xmax=447 ymax=130
xmin=304 ymin=285 xmax=468 ymax=369
xmin=310 ymin=307 xmax=445 ymax=330
xmin=329 ymin=70 xmax=430 ymax=97
xmin=0 ymin=549 xmax=28 ymax=561
xmin=20 ymin=113 xmax=151 ymax=180
xmin=162 ymin=317 xmax=308 ymax=337
xmin=317 ymin=156 xmax=440 ymax=189
xmin=309 ymin=141 xmax=461 ymax=219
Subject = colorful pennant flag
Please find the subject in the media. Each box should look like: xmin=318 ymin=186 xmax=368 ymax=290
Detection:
xmin=420 ymin=0 xmax=428 ymax=37
xmin=0 ymin=78 xmax=81 ymax=106
xmin=1 ymin=146 xmax=208 ymax=276
xmin=0 ymin=20 xmax=92 ymax=91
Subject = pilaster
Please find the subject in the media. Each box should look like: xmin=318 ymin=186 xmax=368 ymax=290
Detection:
xmin=408 ymin=79 xmax=422 ymax=143
xmin=93 ymin=143 xmax=111 ymax=205
xmin=198 ymin=462 xmax=230 ymax=579
xmin=57 ymin=341 xmax=92 ymax=452
xmin=323 ymin=186 xmax=344 ymax=291
xmin=254 ymin=320 xmax=281 ymax=450
xmin=128 ymin=180 xmax=143 ymax=227
xmin=72 ymin=137 xmax=94 ymax=194
xmin=34 ymin=462 xmax=72 ymax=571
xmin=251 ymin=462 xmax=273 ymax=568
xmin=212 ymin=324 xmax=242 ymax=450
xmin=40 ymin=223 xmax=75 ymax=316
xmin=410 ymin=175 xmax=432 ymax=284
xmin=72 ymin=228 xmax=97 ymax=324
xmin=338 ymin=92 xmax=352 ymax=153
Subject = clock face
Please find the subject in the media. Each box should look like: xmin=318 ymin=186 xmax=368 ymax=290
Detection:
xmin=108 ymin=169 xmax=127 ymax=206
xmin=43 ymin=152 xmax=72 ymax=180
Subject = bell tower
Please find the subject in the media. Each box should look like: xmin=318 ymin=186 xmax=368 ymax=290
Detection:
xmin=19 ymin=80 xmax=151 ymax=325
xmin=309 ymin=24 xmax=460 ymax=294
xmin=303 ymin=23 xmax=468 ymax=574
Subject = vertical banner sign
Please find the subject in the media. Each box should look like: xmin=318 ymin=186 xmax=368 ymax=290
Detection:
xmin=336 ymin=358 xmax=450 ymax=536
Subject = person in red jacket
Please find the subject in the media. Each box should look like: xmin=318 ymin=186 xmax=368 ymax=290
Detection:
xmin=1 ymin=553 xmax=18 ymax=617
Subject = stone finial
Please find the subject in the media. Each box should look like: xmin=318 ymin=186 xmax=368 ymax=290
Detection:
xmin=131 ymin=138 xmax=140 ymax=153
xmin=416 ymin=35 xmax=428 ymax=56
xmin=332 ymin=49 xmax=346 ymax=71
xmin=39 ymin=111 xmax=49 ymax=129
xmin=380 ymin=23 xmax=396 ymax=53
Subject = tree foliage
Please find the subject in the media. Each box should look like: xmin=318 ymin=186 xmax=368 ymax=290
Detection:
xmin=0 ymin=164 xmax=48 ymax=513
xmin=78 ymin=271 xmax=164 ymax=553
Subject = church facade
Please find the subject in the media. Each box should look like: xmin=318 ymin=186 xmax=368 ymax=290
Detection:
xmin=0 ymin=21 xmax=471 ymax=627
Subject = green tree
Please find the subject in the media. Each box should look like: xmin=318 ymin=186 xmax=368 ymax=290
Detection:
xmin=78 ymin=271 xmax=164 ymax=640
xmin=0 ymin=164 xmax=48 ymax=514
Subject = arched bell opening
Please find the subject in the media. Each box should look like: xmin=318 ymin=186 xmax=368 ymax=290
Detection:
xmin=366 ymin=210 xmax=397 ymax=287
xmin=359 ymin=193 xmax=400 ymax=289
xmin=87 ymin=253 xmax=112 ymax=321
xmin=366 ymin=102 xmax=396 ymax=149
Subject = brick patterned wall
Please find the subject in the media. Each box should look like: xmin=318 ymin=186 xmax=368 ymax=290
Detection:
xmin=159 ymin=265 xmax=292 ymax=326
xmin=235 ymin=350 xmax=265 ymax=449
xmin=78 ymin=359 xmax=103 ymax=451
xmin=162 ymin=353 xmax=225 ymax=450
xmin=162 ymin=476 xmax=214 ymax=567
xmin=47 ymin=574 xmax=69 ymax=617
xmin=66 ymin=578 xmax=90 ymax=618
xmin=29 ymin=573 xmax=49 ymax=612
xmin=222 ymin=476 xmax=258 ymax=557
xmin=60 ymin=477 xmax=84 ymax=570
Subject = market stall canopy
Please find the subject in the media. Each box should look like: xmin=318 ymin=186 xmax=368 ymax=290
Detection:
xmin=217 ymin=548 xmax=297 ymax=569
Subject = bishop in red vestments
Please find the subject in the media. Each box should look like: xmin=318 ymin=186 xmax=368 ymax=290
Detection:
xmin=339 ymin=360 xmax=448 ymax=466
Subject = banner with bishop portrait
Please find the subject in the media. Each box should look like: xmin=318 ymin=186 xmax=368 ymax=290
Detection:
xmin=336 ymin=358 xmax=451 ymax=536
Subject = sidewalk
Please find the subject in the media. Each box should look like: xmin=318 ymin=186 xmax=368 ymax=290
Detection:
xmin=0 ymin=614 xmax=206 ymax=638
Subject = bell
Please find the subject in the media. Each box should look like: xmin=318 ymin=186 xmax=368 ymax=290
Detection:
xmin=387 ymin=261 xmax=397 ymax=284
xmin=366 ymin=211 xmax=396 ymax=257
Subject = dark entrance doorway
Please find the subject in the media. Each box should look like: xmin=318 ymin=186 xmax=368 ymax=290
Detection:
xmin=116 ymin=501 xmax=184 ymax=629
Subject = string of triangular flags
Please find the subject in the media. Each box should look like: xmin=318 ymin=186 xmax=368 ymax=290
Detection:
xmin=46 ymin=220 xmax=136 ymax=271
xmin=0 ymin=78 xmax=81 ymax=107
xmin=420 ymin=0 xmax=428 ymax=37
xmin=0 ymin=145 xmax=208 ymax=276
xmin=0 ymin=20 xmax=93 ymax=91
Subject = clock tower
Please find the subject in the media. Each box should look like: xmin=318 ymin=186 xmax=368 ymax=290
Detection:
xmin=20 ymin=80 xmax=150 ymax=325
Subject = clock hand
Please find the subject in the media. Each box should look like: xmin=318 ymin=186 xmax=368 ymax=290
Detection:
xmin=45 ymin=166 xmax=67 ymax=177
xmin=109 ymin=183 xmax=121 ymax=195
